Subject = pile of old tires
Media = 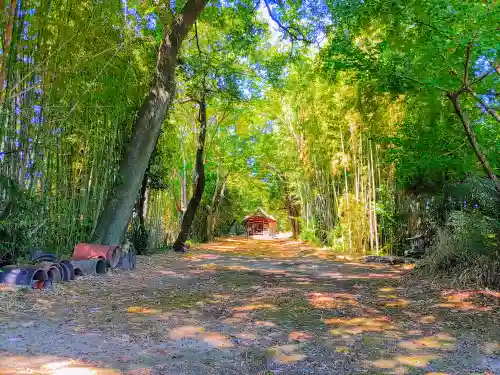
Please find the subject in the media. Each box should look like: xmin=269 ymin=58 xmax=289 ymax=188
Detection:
xmin=0 ymin=242 xmax=136 ymax=289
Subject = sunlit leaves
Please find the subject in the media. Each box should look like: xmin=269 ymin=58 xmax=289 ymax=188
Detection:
xmin=322 ymin=0 xmax=500 ymax=189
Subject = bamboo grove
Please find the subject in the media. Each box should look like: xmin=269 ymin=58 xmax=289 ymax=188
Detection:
xmin=1 ymin=0 xmax=499 ymax=286
xmin=0 ymin=0 xmax=157 ymax=261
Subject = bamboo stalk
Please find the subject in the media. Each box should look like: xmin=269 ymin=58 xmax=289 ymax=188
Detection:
xmin=339 ymin=127 xmax=352 ymax=251
xmin=369 ymin=140 xmax=379 ymax=255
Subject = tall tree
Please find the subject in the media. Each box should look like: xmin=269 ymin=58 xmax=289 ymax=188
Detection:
xmin=173 ymin=93 xmax=207 ymax=250
xmin=91 ymin=0 xmax=329 ymax=246
xmin=92 ymin=0 xmax=208 ymax=245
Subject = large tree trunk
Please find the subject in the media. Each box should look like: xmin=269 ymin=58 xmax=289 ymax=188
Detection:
xmin=173 ymin=96 xmax=207 ymax=250
xmin=91 ymin=0 xmax=208 ymax=245
xmin=284 ymin=183 xmax=301 ymax=239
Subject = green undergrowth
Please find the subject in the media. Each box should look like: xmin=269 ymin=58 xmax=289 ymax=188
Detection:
xmin=416 ymin=210 xmax=500 ymax=289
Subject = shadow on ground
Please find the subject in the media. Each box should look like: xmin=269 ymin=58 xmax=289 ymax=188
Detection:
xmin=1 ymin=237 xmax=499 ymax=374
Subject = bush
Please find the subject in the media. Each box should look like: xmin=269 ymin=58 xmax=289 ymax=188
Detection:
xmin=418 ymin=209 xmax=500 ymax=288
xmin=300 ymin=225 xmax=317 ymax=244
xmin=128 ymin=219 xmax=150 ymax=255
xmin=0 ymin=177 xmax=46 ymax=264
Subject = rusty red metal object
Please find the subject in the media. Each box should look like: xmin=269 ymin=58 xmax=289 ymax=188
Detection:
xmin=73 ymin=243 xmax=121 ymax=269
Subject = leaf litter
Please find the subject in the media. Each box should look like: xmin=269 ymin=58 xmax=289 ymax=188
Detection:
xmin=0 ymin=238 xmax=500 ymax=374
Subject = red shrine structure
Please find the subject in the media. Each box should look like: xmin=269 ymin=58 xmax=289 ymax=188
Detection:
xmin=243 ymin=208 xmax=277 ymax=237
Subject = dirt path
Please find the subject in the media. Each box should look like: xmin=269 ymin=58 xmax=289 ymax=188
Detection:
xmin=1 ymin=237 xmax=499 ymax=374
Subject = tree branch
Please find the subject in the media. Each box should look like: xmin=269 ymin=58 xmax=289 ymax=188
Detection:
xmin=394 ymin=74 xmax=448 ymax=92
xmin=262 ymin=0 xmax=312 ymax=43
xmin=467 ymin=87 xmax=500 ymax=123
xmin=470 ymin=60 xmax=500 ymax=86
xmin=464 ymin=43 xmax=472 ymax=86
xmin=414 ymin=19 xmax=454 ymax=40
xmin=176 ymin=98 xmax=197 ymax=105
xmin=194 ymin=21 xmax=203 ymax=56
xmin=447 ymin=92 xmax=499 ymax=190
xmin=206 ymin=106 xmax=231 ymax=154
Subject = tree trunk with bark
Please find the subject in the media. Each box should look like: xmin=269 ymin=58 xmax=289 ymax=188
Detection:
xmin=206 ymin=166 xmax=220 ymax=242
xmin=91 ymin=0 xmax=208 ymax=245
xmin=0 ymin=0 xmax=18 ymax=104
xmin=136 ymin=171 xmax=148 ymax=228
xmin=173 ymin=96 xmax=207 ymax=250
xmin=284 ymin=183 xmax=301 ymax=239
xmin=130 ymin=171 xmax=150 ymax=254
xmin=207 ymin=169 xmax=227 ymax=242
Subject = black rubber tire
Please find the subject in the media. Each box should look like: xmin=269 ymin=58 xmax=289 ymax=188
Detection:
xmin=58 ymin=261 xmax=71 ymax=281
xmin=59 ymin=260 xmax=75 ymax=280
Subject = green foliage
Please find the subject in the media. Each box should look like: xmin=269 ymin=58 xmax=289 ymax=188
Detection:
xmin=419 ymin=209 xmax=500 ymax=288
xmin=415 ymin=175 xmax=500 ymax=287
xmin=0 ymin=189 xmax=43 ymax=263
xmin=128 ymin=219 xmax=150 ymax=255
xmin=0 ymin=0 xmax=157 ymax=259
xmin=1 ymin=0 xmax=498 ymax=291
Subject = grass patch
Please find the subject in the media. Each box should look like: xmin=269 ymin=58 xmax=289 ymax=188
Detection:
xmin=139 ymin=290 xmax=209 ymax=310
xmin=259 ymin=294 xmax=326 ymax=331
xmin=214 ymin=270 xmax=266 ymax=290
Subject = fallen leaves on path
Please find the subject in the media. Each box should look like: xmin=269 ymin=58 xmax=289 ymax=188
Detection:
xmin=1 ymin=237 xmax=500 ymax=375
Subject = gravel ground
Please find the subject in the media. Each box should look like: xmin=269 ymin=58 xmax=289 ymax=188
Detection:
xmin=1 ymin=237 xmax=499 ymax=374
